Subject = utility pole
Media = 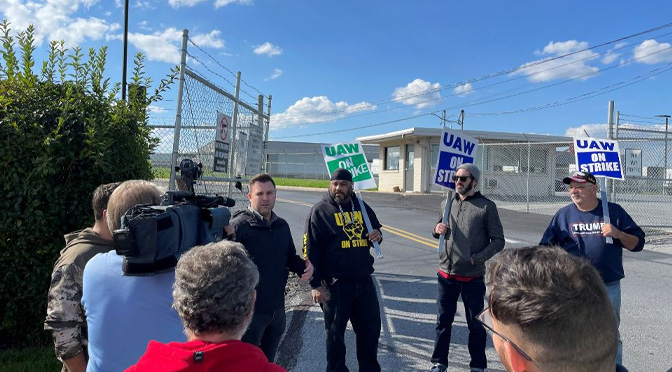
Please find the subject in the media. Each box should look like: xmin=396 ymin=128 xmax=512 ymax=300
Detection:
xmin=122 ymin=0 xmax=129 ymax=101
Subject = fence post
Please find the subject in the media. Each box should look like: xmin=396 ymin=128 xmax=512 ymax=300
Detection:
xmin=526 ymin=141 xmax=531 ymax=213
xmin=257 ymin=94 xmax=265 ymax=175
xmin=262 ymin=95 xmax=272 ymax=173
xmin=227 ymin=71 xmax=242 ymax=198
xmin=169 ymin=29 xmax=189 ymax=191
xmin=607 ymin=101 xmax=614 ymax=202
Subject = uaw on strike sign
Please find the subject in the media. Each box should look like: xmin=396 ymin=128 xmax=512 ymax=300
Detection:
xmin=433 ymin=129 xmax=479 ymax=190
xmin=573 ymin=137 xmax=623 ymax=180
xmin=321 ymin=142 xmax=377 ymax=190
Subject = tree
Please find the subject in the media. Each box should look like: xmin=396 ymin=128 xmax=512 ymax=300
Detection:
xmin=0 ymin=20 xmax=177 ymax=347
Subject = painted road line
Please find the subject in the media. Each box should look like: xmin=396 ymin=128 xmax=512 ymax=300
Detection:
xmin=277 ymin=198 xmax=314 ymax=207
xmin=382 ymin=225 xmax=436 ymax=245
xmin=380 ymin=227 xmax=436 ymax=248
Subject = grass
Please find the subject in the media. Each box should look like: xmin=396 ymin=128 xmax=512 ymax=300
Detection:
xmin=273 ymin=177 xmax=331 ymax=188
xmin=150 ymin=170 xmax=378 ymax=191
xmin=0 ymin=346 xmax=60 ymax=372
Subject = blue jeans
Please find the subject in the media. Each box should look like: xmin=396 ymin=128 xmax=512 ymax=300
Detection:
xmin=605 ymin=280 xmax=622 ymax=365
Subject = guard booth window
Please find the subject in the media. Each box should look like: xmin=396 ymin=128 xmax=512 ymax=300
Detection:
xmin=385 ymin=146 xmax=400 ymax=170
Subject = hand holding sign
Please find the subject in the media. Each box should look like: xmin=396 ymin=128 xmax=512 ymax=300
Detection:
xmin=573 ymin=137 xmax=624 ymax=244
xmin=322 ymin=142 xmax=382 ymax=258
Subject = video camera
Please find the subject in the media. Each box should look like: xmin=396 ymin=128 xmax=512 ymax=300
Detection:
xmin=113 ymin=158 xmax=236 ymax=276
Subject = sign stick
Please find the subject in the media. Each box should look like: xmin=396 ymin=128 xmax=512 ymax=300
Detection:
xmin=599 ymin=178 xmax=613 ymax=244
xmin=355 ymin=192 xmax=383 ymax=258
xmin=437 ymin=191 xmax=453 ymax=256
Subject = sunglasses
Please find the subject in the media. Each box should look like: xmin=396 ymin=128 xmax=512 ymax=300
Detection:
xmin=451 ymin=175 xmax=471 ymax=182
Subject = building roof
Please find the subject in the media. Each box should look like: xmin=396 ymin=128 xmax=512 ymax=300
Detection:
xmin=356 ymin=127 xmax=571 ymax=144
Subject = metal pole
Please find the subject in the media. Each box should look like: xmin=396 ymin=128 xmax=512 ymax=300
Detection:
xmin=256 ymin=94 xmax=264 ymax=175
xmin=227 ymin=71 xmax=242 ymax=198
xmin=168 ymin=29 xmax=189 ymax=191
xmin=526 ymin=141 xmax=531 ymax=213
xmin=261 ymin=95 xmax=272 ymax=173
xmin=607 ymin=101 xmax=614 ymax=202
xmin=122 ymin=0 xmax=129 ymax=101
xmin=614 ymin=111 xmax=620 ymax=201
xmin=665 ymin=117 xmax=669 ymax=177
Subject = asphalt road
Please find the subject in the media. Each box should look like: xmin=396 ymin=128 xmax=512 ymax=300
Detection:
xmin=270 ymin=188 xmax=672 ymax=372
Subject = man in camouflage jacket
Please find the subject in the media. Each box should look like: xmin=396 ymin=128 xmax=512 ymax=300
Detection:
xmin=44 ymin=182 xmax=118 ymax=372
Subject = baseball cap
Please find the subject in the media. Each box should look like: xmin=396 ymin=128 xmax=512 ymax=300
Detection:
xmin=562 ymin=171 xmax=596 ymax=185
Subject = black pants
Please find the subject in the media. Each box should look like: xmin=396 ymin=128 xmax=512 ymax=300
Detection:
xmin=241 ymin=308 xmax=286 ymax=362
xmin=320 ymin=276 xmax=381 ymax=372
xmin=430 ymin=274 xmax=487 ymax=369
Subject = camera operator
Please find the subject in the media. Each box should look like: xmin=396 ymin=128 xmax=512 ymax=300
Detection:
xmin=82 ymin=180 xmax=185 ymax=372
xmin=229 ymin=174 xmax=313 ymax=362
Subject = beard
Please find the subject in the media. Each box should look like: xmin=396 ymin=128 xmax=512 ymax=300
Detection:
xmin=331 ymin=188 xmax=351 ymax=204
xmin=456 ymin=182 xmax=473 ymax=195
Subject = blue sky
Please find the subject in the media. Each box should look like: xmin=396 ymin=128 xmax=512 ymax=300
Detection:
xmin=3 ymin=0 xmax=672 ymax=144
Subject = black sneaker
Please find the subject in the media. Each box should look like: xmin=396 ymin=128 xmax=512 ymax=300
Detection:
xmin=430 ymin=364 xmax=447 ymax=372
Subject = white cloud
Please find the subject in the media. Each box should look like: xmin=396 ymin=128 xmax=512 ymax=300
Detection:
xmin=168 ymin=0 xmax=208 ymax=7
xmin=392 ymin=79 xmax=441 ymax=109
xmin=602 ymin=52 xmax=619 ymax=64
xmin=513 ymin=40 xmax=599 ymax=82
xmin=148 ymin=105 xmax=169 ymax=113
xmin=215 ymin=0 xmax=253 ymax=8
xmin=115 ymin=0 xmax=123 ymax=7
xmin=270 ymin=96 xmax=376 ymax=129
xmin=634 ymin=39 xmax=672 ymax=65
xmin=134 ymin=0 xmax=154 ymax=9
xmin=110 ymin=28 xmax=225 ymax=64
xmin=564 ymin=124 xmax=607 ymax=138
xmin=253 ymin=42 xmax=282 ymax=57
xmin=190 ymin=30 xmax=225 ymax=49
xmin=264 ymin=68 xmax=282 ymax=81
xmin=0 ymin=0 xmax=119 ymax=48
xmin=453 ymin=83 xmax=474 ymax=96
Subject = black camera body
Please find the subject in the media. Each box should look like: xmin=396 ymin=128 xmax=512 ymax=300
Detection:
xmin=113 ymin=158 xmax=235 ymax=276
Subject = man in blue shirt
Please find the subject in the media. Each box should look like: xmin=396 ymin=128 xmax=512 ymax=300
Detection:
xmin=540 ymin=171 xmax=645 ymax=364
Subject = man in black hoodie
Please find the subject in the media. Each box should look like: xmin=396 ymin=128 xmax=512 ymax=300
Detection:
xmin=304 ymin=168 xmax=383 ymax=372
xmin=429 ymin=163 xmax=504 ymax=372
xmin=230 ymin=173 xmax=312 ymax=362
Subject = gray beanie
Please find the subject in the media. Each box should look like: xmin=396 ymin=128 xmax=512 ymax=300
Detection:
xmin=456 ymin=163 xmax=480 ymax=181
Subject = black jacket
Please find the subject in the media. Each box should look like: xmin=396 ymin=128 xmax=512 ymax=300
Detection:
xmin=230 ymin=209 xmax=306 ymax=314
xmin=304 ymin=192 xmax=382 ymax=289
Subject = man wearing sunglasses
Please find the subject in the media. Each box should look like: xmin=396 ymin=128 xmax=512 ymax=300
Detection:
xmin=539 ymin=171 xmax=645 ymax=364
xmin=483 ymin=246 xmax=628 ymax=372
xmin=429 ymin=163 xmax=505 ymax=372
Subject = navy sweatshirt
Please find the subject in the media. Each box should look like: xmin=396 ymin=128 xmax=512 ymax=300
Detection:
xmin=540 ymin=199 xmax=645 ymax=283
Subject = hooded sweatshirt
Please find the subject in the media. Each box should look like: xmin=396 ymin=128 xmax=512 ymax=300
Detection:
xmin=304 ymin=192 xmax=382 ymax=289
xmin=125 ymin=339 xmax=287 ymax=372
xmin=45 ymin=228 xmax=114 ymax=361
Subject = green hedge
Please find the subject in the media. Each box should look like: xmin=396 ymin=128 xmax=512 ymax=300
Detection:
xmin=0 ymin=21 xmax=176 ymax=347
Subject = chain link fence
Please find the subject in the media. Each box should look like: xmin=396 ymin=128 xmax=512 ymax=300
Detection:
xmin=148 ymin=30 xmax=270 ymax=213
xmin=474 ymin=139 xmax=671 ymax=236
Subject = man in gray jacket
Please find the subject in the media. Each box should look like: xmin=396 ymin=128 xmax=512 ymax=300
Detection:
xmin=428 ymin=163 xmax=505 ymax=372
